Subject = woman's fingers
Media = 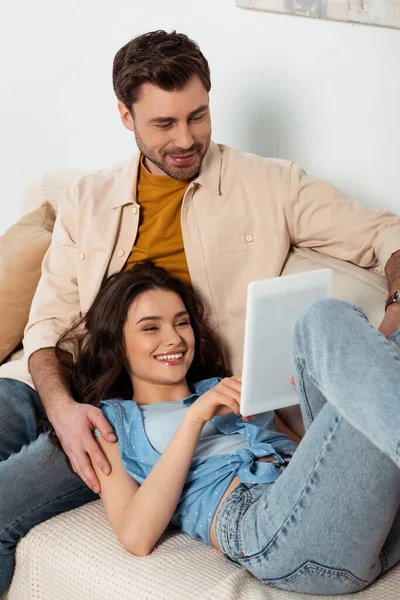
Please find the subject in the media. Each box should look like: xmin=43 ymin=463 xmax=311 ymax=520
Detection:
xmin=218 ymin=378 xmax=241 ymax=401
xmin=214 ymin=391 xmax=241 ymax=416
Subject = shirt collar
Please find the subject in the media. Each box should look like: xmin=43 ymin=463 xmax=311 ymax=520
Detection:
xmin=110 ymin=140 xmax=221 ymax=209
xmin=192 ymin=140 xmax=221 ymax=195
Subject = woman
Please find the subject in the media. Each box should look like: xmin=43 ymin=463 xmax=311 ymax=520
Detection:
xmin=55 ymin=261 xmax=400 ymax=595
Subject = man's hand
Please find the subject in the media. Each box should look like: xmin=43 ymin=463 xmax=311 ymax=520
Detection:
xmin=51 ymin=403 xmax=118 ymax=494
xmin=29 ymin=347 xmax=118 ymax=493
xmin=378 ymin=304 xmax=400 ymax=338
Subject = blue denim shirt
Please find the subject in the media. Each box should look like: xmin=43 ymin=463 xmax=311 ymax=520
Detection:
xmin=94 ymin=378 xmax=298 ymax=546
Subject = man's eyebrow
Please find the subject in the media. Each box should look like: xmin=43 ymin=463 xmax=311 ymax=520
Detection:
xmin=149 ymin=105 xmax=209 ymax=125
xmin=187 ymin=104 xmax=209 ymax=118
xmin=149 ymin=116 xmax=176 ymax=125
xmin=135 ymin=310 xmax=189 ymax=326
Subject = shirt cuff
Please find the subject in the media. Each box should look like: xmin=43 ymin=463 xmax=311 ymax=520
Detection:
xmin=376 ymin=227 xmax=400 ymax=274
xmin=23 ymin=324 xmax=78 ymax=364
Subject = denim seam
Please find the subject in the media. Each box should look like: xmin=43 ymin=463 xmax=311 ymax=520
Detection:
xmin=294 ymin=358 xmax=314 ymax=425
xmin=379 ymin=548 xmax=389 ymax=575
xmin=265 ymin=560 xmax=367 ymax=588
xmin=0 ymin=485 xmax=93 ymax=541
xmin=229 ymin=490 xmax=254 ymax=558
xmin=295 ymin=357 xmax=333 ymax=426
xmin=215 ymin=490 xmax=241 ymax=562
xmin=235 ymin=488 xmax=260 ymax=554
xmin=240 ymin=413 xmax=343 ymax=561
xmin=216 ymin=486 xmax=252 ymax=562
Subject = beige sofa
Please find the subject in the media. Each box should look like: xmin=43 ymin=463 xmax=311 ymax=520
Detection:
xmin=2 ymin=171 xmax=400 ymax=600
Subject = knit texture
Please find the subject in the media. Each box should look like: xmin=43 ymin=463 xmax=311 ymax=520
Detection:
xmin=3 ymin=500 xmax=399 ymax=600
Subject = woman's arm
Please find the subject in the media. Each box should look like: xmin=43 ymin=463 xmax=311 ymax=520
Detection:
xmin=93 ymin=377 xmax=242 ymax=557
xmin=94 ymin=414 xmax=205 ymax=557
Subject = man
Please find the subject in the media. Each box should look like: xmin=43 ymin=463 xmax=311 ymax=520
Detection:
xmin=1 ymin=30 xmax=400 ymax=594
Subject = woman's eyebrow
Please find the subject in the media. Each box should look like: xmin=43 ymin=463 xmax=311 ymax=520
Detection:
xmin=175 ymin=311 xmax=189 ymax=319
xmin=135 ymin=311 xmax=188 ymax=326
xmin=135 ymin=315 xmax=161 ymax=326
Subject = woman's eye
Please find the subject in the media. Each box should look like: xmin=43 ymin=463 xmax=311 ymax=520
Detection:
xmin=176 ymin=321 xmax=190 ymax=327
xmin=143 ymin=327 xmax=158 ymax=332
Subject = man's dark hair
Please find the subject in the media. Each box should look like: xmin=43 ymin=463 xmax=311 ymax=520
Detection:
xmin=113 ymin=30 xmax=211 ymax=111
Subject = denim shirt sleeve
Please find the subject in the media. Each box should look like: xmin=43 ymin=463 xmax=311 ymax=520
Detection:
xmin=92 ymin=402 xmax=118 ymax=438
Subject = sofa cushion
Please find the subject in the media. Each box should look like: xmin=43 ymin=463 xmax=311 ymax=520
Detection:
xmin=0 ymin=203 xmax=55 ymax=364
xmin=4 ymin=500 xmax=399 ymax=600
xmin=281 ymin=246 xmax=387 ymax=328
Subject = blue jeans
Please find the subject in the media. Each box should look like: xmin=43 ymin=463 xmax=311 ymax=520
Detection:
xmin=0 ymin=379 xmax=97 ymax=595
xmin=216 ymin=299 xmax=400 ymax=595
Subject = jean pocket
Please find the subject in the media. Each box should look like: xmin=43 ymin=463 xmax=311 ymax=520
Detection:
xmin=263 ymin=561 xmax=368 ymax=595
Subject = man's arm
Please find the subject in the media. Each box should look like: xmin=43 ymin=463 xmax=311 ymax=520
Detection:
xmin=287 ymin=163 xmax=400 ymax=275
xmin=378 ymin=250 xmax=400 ymax=337
xmin=24 ymin=182 xmax=117 ymax=492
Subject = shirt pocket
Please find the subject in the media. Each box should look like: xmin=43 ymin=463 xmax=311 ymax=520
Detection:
xmin=75 ymin=249 xmax=110 ymax=311
xmin=218 ymin=227 xmax=281 ymax=313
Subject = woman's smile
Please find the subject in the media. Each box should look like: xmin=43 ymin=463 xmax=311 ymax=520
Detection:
xmin=154 ymin=351 xmax=186 ymax=366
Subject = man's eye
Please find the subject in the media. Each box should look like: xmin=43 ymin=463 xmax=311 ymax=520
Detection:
xmin=156 ymin=123 xmax=173 ymax=130
xmin=190 ymin=114 xmax=205 ymax=122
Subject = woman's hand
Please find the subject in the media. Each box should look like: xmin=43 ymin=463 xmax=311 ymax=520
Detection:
xmin=187 ymin=377 xmax=242 ymax=424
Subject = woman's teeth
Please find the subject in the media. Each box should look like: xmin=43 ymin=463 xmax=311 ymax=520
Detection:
xmin=155 ymin=353 xmax=183 ymax=361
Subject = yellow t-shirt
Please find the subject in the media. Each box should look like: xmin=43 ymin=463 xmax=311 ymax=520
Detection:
xmin=124 ymin=156 xmax=191 ymax=286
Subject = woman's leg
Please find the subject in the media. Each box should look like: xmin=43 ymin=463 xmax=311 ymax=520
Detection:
xmin=216 ymin=299 xmax=400 ymax=595
xmin=293 ymin=299 xmax=400 ymax=465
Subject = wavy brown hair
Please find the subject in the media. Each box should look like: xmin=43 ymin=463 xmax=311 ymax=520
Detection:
xmin=56 ymin=261 xmax=229 ymax=408
xmin=113 ymin=30 xmax=211 ymax=111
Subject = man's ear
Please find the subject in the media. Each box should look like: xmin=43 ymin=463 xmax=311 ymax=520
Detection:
xmin=118 ymin=102 xmax=134 ymax=132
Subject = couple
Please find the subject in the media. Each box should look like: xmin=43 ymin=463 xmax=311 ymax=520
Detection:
xmin=1 ymin=29 xmax=400 ymax=596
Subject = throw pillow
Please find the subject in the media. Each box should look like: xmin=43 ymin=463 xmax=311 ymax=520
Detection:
xmin=0 ymin=202 xmax=56 ymax=363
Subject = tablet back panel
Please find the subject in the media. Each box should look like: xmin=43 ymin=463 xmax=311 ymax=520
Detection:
xmin=240 ymin=269 xmax=333 ymax=417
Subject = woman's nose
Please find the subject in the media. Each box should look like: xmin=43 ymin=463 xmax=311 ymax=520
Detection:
xmin=164 ymin=328 xmax=182 ymax=346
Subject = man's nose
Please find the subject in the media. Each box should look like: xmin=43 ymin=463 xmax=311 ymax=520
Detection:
xmin=174 ymin=124 xmax=194 ymax=151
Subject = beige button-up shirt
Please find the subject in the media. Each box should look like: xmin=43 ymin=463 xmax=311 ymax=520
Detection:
xmin=2 ymin=141 xmax=400 ymax=388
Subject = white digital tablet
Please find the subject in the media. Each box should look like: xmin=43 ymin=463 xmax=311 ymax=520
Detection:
xmin=240 ymin=269 xmax=333 ymax=417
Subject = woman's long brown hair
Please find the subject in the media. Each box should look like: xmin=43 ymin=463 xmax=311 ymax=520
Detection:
xmin=60 ymin=260 xmax=229 ymax=404
xmin=43 ymin=261 xmax=230 ymax=448
xmin=39 ymin=261 xmax=230 ymax=454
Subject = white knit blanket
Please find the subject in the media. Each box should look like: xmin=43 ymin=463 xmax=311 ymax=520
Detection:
xmin=3 ymin=500 xmax=399 ymax=600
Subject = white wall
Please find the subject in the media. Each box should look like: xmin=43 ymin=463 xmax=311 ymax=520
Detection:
xmin=1 ymin=0 xmax=399 ymax=234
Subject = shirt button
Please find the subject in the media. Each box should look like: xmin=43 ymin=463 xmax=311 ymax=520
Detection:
xmin=132 ymin=205 xmax=138 ymax=215
xmin=245 ymin=234 xmax=253 ymax=243
xmin=116 ymin=249 xmax=125 ymax=257
xmin=78 ymin=252 xmax=85 ymax=260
